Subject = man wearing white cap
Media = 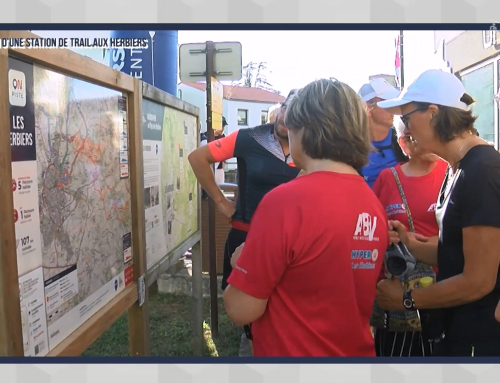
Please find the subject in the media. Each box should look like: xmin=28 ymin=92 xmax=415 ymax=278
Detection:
xmin=375 ymin=69 xmax=500 ymax=356
xmin=358 ymin=78 xmax=407 ymax=187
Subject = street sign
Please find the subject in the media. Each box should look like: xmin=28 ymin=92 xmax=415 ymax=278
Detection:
xmin=211 ymin=77 xmax=223 ymax=115
xmin=212 ymin=112 xmax=222 ymax=132
xmin=179 ymin=42 xmax=243 ymax=82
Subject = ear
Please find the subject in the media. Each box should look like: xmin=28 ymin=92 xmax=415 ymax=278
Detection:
xmin=398 ymin=136 xmax=410 ymax=157
xmin=428 ymin=104 xmax=439 ymax=116
xmin=365 ymin=103 xmax=374 ymax=118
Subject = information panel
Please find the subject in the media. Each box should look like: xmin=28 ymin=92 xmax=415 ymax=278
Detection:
xmin=142 ymin=99 xmax=199 ymax=270
xmin=9 ymin=57 xmax=134 ymax=355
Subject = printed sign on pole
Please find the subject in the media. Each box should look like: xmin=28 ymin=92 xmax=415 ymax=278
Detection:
xmin=211 ymin=77 xmax=223 ymax=115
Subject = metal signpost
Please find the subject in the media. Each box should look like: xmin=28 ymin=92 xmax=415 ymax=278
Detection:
xmin=179 ymin=41 xmax=242 ymax=338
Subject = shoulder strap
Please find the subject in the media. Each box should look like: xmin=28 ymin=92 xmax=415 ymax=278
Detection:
xmin=390 ymin=167 xmax=415 ymax=232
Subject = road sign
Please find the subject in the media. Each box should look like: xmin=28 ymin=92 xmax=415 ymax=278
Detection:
xmin=179 ymin=42 xmax=242 ymax=82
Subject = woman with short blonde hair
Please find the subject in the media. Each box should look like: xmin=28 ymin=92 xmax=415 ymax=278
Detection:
xmin=224 ymin=79 xmax=388 ymax=356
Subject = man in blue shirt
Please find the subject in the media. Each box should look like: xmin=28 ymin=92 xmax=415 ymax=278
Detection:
xmin=358 ymin=78 xmax=407 ymax=187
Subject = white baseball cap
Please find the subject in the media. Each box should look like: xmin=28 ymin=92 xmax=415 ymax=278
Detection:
xmin=358 ymin=78 xmax=400 ymax=103
xmin=377 ymin=69 xmax=471 ymax=115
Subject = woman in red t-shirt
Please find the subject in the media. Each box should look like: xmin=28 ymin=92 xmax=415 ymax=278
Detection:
xmin=223 ymin=79 xmax=389 ymax=357
xmin=371 ymin=118 xmax=447 ymax=357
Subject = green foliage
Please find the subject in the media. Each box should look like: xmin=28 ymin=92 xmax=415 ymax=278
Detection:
xmin=83 ymin=293 xmax=241 ymax=357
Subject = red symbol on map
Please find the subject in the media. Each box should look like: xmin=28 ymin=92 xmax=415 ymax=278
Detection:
xmin=14 ymin=209 xmax=18 ymax=223
xmin=12 ymin=179 xmax=17 ymax=192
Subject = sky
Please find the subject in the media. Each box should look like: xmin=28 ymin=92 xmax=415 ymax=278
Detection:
xmin=178 ymin=30 xmax=436 ymax=96
xmin=32 ymin=29 xmax=439 ymax=96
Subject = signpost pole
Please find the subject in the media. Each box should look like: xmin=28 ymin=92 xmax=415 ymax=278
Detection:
xmin=400 ymin=30 xmax=405 ymax=89
xmin=205 ymin=41 xmax=219 ymax=339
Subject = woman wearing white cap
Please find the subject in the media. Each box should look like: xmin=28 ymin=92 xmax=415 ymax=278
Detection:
xmin=374 ymin=69 xmax=500 ymax=356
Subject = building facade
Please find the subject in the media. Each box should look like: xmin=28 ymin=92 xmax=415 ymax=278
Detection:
xmin=178 ymin=82 xmax=285 ymax=169
xmin=435 ymin=30 xmax=500 ymax=147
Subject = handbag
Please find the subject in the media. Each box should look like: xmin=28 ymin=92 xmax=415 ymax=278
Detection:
xmin=370 ymin=167 xmax=437 ymax=332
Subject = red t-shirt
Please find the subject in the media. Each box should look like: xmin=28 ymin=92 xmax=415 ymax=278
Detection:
xmin=227 ymin=171 xmax=389 ymax=357
xmin=372 ymin=160 xmax=448 ymax=278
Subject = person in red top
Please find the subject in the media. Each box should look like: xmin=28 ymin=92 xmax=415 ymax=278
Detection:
xmin=223 ymin=79 xmax=389 ymax=357
xmin=371 ymin=118 xmax=447 ymax=357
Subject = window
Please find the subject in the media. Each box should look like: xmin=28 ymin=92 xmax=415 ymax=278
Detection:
xmin=461 ymin=63 xmax=495 ymax=144
xmin=237 ymin=109 xmax=248 ymax=126
xmin=261 ymin=111 xmax=268 ymax=125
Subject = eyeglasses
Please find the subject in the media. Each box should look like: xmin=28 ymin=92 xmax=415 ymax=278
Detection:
xmin=366 ymin=98 xmax=383 ymax=108
xmin=401 ymin=108 xmax=424 ymax=128
xmin=402 ymin=135 xmax=413 ymax=144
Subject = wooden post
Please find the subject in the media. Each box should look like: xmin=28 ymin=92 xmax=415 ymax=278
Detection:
xmin=0 ymin=43 xmax=24 ymax=357
xmin=127 ymin=78 xmax=150 ymax=356
xmin=191 ymin=241 xmax=203 ymax=356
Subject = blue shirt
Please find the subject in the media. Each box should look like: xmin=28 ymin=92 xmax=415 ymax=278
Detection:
xmin=361 ymin=130 xmax=398 ymax=188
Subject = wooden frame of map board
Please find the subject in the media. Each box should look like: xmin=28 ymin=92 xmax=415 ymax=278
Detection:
xmin=141 ymin=82 xmax=202 ymax=286
xmin=0 ymin=31 xmax=149 ymax=357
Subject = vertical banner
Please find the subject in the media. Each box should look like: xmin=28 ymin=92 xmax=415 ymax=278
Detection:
xmin=109 ymin=30 xmax=179 ymax=96
xmin=395 ymin=34 xmax=401 ymax=89
xmin=9 ymin=57 xmax=49 ymax=357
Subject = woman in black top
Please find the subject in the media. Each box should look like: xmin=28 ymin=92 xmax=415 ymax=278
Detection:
xmin=374 ymin=69 xmax=500 ymax=356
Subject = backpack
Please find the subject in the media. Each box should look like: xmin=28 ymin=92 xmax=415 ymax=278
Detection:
xmin=357 ymin=127 xmax=407 ymax=176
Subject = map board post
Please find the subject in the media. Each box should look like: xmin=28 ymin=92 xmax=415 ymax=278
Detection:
xmin=127 ymin=78 xmax=150 ymax=356
xmin=0 ymin=30 xmax=149 ymax=357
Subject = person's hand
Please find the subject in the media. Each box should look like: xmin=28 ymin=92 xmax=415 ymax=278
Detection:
xmin=231 ymin=243 xmax=245 ymax=268
xmin=217 ymin=198 xmax=236 ymax=222
xmin=388 ymin=220 xmax=429 ymax=250
xmin=388 ymin=220 xmax=410 ymax=245
xmin=376 ymin=278 xmax=405 ymax=311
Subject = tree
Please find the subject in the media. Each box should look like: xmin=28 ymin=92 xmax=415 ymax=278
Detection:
xmin=236 ymin=61 xmax=280 ymax=94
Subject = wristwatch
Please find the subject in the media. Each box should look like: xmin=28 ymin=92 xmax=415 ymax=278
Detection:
xmin=403 ymin=289 xmax=416 ymax=310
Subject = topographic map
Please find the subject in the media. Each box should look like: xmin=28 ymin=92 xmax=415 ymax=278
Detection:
xmin=161 ymin=108 xmax=199 ymax=255
xmin=33 ymin=67 xmax=133 ymax=348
